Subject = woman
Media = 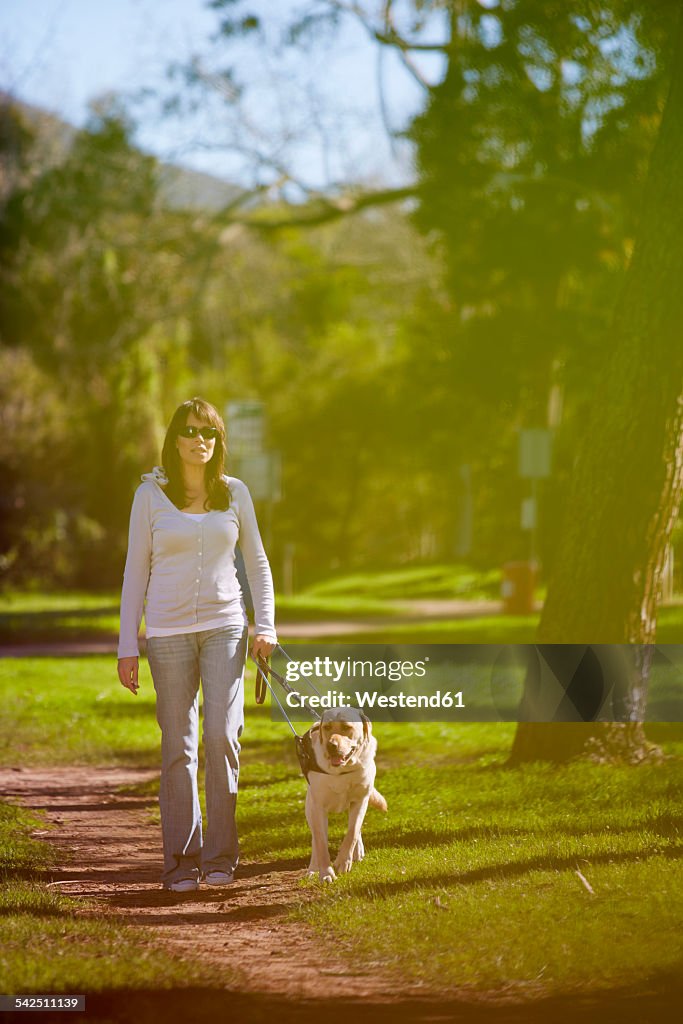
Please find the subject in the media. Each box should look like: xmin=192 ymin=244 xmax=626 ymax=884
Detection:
xmin=117 ymin=397 xmax=277 ymax=893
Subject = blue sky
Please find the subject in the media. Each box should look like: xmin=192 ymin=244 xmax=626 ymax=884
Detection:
xmin=0 ymin=0 xmax=443 ymax=188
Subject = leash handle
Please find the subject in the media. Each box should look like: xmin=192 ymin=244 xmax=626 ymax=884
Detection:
xmin=249 ymin=652 xmax=302 ymax=736
xmin=254 ymin=653 xmax=269 ymax=705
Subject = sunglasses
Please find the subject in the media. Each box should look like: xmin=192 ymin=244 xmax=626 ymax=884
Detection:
xmin=177 ymin=425 xmax=219 ymax=440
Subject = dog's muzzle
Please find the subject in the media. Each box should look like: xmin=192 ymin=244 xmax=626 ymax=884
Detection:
xmin=327 ymin=743 xmax=357 ymax=768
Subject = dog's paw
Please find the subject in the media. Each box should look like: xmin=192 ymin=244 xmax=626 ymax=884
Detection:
xmin=333 ymin=855 xmax=354 ymax=875
xmin=353 ymin=837 xmax=365 ymax=862
xmin=320 ymin=865 xmax=336 ymax=883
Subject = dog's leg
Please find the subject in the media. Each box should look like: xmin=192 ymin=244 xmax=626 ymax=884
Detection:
xmin=352 ymin=834 xmax=365 ymax=863
xmin=305 ymin=786 xmax=335 ymax=882
xmin=334 ymin=797 xmax=369 ymax=875
xmin=304 ymin=787 xmax=320 ymax=874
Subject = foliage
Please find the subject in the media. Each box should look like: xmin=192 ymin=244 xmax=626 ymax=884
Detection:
xmin=2 ymin=1 xmax=680 ymax=593
xmin=145 ymin=0 xmax=680 ymax=580
xmin=0 ymin=102 xmax=178 ymax=585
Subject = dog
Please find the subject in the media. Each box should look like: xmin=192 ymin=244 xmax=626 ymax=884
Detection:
xmin=301 ymin=707 xmax=387 ymax=883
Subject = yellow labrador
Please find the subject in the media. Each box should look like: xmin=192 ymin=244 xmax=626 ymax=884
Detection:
xmin=302 ymin=708 xmax=387 ymax=883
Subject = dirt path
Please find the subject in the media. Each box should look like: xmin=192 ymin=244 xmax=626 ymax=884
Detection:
xmin=1 ymin=767 xmax=676 ymax=1024
xmin=0 ymin=767 xmax=407 ymax=998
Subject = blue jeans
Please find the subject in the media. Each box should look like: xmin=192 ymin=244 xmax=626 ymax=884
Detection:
xmin=146 ymin=624 xmax=248 ymax=887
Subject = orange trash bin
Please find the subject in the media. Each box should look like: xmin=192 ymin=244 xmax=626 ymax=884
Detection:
xmin=501 ymin=561 xmax=537 ymax=615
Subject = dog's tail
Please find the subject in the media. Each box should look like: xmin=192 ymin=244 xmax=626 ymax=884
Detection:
xmin=369 ymin=788 xmax=388 ymax=812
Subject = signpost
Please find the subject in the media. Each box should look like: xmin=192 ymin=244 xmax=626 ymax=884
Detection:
xmin=225 ymin=400 xmax=281 ymax=550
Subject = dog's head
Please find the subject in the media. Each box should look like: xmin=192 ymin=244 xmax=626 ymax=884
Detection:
xmin=314 ymin=708 xmax=371 ymax=770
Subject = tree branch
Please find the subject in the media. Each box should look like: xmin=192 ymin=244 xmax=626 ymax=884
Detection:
xmin=328 ymin=0 xmax=450 ymax=54
xmin=232 ymin=183 xmax=419 ymax=231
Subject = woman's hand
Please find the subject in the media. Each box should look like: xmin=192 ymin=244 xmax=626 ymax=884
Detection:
xmin=251 ymin=634 xmax=276 ymax=661
xmin=118 ymin=656 xmax=140 ymax=695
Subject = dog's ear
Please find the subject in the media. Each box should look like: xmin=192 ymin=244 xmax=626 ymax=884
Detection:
xmin=361 ymin=713 xmax=372 ymax=742
xmin=311 ymin=722 xmax=321 ymax=745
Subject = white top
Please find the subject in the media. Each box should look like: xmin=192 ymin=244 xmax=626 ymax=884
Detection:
xmin=117 ymin=469 xmax=277 ymax=658
xmin=145 ymin=615 xmax=236 ymax=638
xmin=147 ymin=505 xmax=227 ymax=634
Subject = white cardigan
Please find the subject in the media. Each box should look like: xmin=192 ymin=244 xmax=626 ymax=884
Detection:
xmin=118 ymin=470 xmax=277 ymax=658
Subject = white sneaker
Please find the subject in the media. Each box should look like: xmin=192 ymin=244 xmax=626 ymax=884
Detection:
xmin=168 ymin=878 xmax=199 ymax=893
xmin=203 ymin=870 xmax=234 ymax=886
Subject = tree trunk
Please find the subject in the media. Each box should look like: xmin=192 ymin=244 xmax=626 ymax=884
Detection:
xmin=509 ymin=721 xmax=666 ymax=765
xmin=510 ymin=11 xmax=683 ymax=763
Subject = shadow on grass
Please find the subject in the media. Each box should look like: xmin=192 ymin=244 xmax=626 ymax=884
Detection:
xmin=84 ymin=704 xmax=159 ymax=719
xmin=75 ymin=963 xmax=683 ymax=1024
xmin=367 ymin=812 xmax=683 ymax=851
xmin=0 ymin=908 xmax=66 ymax=920
xmin=0 ymin=608 xmax=120 ymax=644
xmin=0 ymin=867 xmax=57 ymax=885
xmin=0 ymin=607 xmax=119 ymax=623
xmin=106 ymin=749 xmax=162 ymax=769
xmin=240 ymin=774 xmax=298 ymax=790
xmin=236 ymin=809 xmax=683 ymax=861
xmin=353 ymin=843 xmax=683 ymax=899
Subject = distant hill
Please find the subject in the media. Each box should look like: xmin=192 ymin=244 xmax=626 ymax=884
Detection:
xmin=1 ymin=93 xmax=243 ymax=212
xmin=156 ymin=163 xmax=241 ymax=212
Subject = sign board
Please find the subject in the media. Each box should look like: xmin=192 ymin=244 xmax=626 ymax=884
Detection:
xmin=226 ymin=401 xmax=265 ymax=457
xmin=519 ymin=429 xmax=552 ymax=479
xmin=521 ymin=496 xmax=537 ymax=531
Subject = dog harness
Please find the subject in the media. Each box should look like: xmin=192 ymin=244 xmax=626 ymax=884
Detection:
xmin=295 ymin=730 xmax=326 ymax=781
xmin=250 ymin=647 xmax=371 ymax=783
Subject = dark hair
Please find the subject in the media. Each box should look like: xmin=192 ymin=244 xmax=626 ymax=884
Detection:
xmin=161 ymin=398 xmax=231 ymax=511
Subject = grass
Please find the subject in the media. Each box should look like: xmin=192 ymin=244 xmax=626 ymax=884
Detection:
xmin=303 ymin=563 xmax=503 ymax=600
xmin=0 ymin=590 xmax=121 ymax=642
xmin=0 ymin=565 xmax=512 ymax=643
xmin=0 ymin=656 xmax=161 ymax=767
xmin=1 ymin=655 xmax=682 ymax=1000
xmin=295 ymin=755 xmax=683 ymax=994
xmin=1 ymin=576 xmax=682 ymax=643
xmin=0 ymin=802 xmax=234 ymax=996
xmin=2 ymin=651 xmax=680 ymax=768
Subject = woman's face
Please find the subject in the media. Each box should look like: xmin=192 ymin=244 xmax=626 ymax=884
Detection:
xmin=175 ymin=411 xmax=217 ymax=471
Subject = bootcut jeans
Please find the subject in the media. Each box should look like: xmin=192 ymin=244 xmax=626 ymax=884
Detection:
xmin=146 ymin=624 xmax=248 ymax=887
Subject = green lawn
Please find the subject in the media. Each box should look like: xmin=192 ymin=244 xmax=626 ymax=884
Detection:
xmin=1 ymin=576 xmax=682 ymax=643
xmin=298 ymin=563 xmax=505 ymax=603
xmin=0 ymin=655 xmax=681 ymax=1000
xmin=0 ymin=565 xmax=511 ymax=642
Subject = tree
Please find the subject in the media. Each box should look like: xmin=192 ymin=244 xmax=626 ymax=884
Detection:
xmin=1 ymin=93 xmax=444 ymax=589
xmin=0 ymin=100 xmax=193 ymax=585
xmin=163 ymin=1 xmax=674 ymax=576
xmin=510 ymin=4 xmax=683 ymax=763
xmin=181 ymin=2 xmax=683 ymax=756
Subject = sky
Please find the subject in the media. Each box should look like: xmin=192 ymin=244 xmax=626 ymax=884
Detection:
xmin=0 ymin=0 xmax=446 ymax=189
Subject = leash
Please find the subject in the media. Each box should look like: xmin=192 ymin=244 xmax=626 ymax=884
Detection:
xmin=249 ymin=643 xmax=322 ymax=738
xmin=249 ymin=644 xmax=327 ymax=780
xmin=249 ymin=643 xmax=372 ymax=782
